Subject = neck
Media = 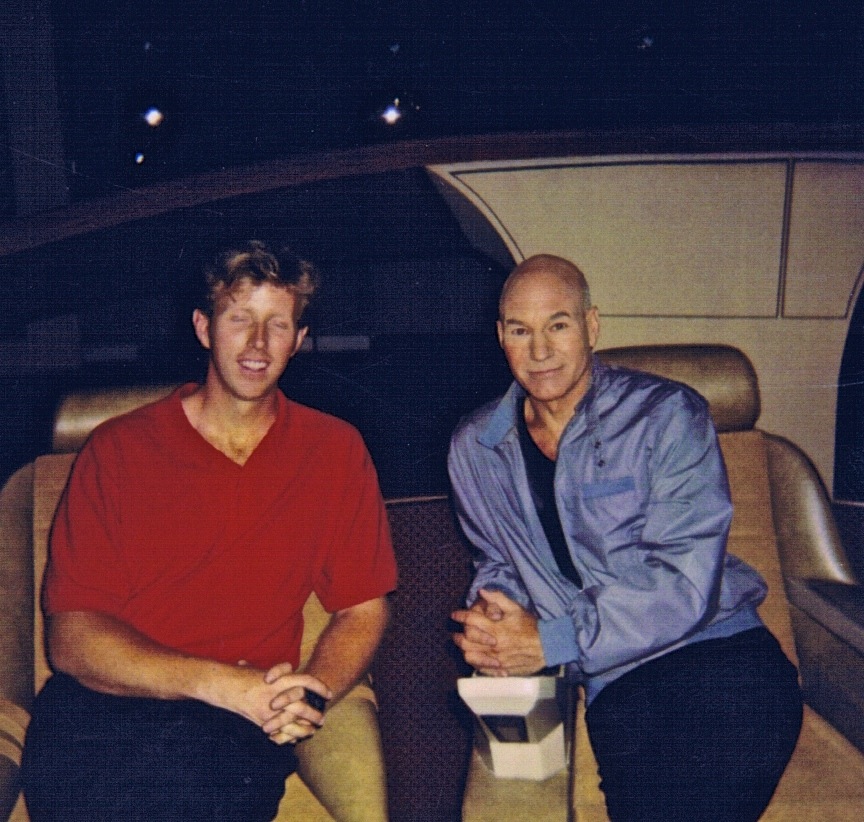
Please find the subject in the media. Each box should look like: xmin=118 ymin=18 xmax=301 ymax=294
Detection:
xmin=522 ymin=372 xmax=593 ymax=459
xmin=182 ymin=382 xmax=280 ymax=465
xmin=209 ymin=379 xmax=279 ymax=420
xmin=523 ymin=398 xmax=571 ymax=459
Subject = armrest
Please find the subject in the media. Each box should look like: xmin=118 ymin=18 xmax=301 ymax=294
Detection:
xmin=291 ymin=681 xmax=387 ymax=822
xmin=786 ymin=578 xmax=864 ymax=656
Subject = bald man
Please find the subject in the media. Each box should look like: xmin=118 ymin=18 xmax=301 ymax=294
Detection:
xmin=449 ymin=255 xmax=802 ymax=822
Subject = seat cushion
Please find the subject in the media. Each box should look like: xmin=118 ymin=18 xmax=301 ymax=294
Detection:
xmin=761 ymin=705 xmax=864 ymax=821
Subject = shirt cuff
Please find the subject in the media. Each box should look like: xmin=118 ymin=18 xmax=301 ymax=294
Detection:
xmin=538 ymin=615 xmax=579 ymax=667
xmin=467 ymin=583 xmax=526 ymax=608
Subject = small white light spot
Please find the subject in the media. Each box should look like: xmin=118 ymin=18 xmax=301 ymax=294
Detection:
xmin=135 ymin=152 xmax=145 ymax=165
xmin=381 ymin=98 xmax=402 ymax=125
xmin=143 ymin=107 xmax=164 ymax=127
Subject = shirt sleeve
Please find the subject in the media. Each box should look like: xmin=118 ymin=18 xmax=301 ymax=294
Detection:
xmin=448 ymin=429 xmax=533 ymax=611
xmin=540 ymin=394 xmax=760 ymax=676
xmin=313 ymin=432 xmax=397 ymax=612
xmin=43 ymin=432 xmax=132 ymax=617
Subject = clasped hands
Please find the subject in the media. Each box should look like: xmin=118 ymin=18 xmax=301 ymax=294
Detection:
xmin=451 ymin=588 xmax=546 ymax=676
xmin=233 ymin=660 xmax=332 ymax=746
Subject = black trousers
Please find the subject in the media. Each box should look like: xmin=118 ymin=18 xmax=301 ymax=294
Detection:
xmin=585 ymin=627 xmax=803 ymax=822
xmin=21 ymin=673 xmax=298 ymax=822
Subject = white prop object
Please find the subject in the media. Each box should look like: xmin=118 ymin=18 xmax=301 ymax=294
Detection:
xmin=457 ymin=675 xmax=571 ymax=781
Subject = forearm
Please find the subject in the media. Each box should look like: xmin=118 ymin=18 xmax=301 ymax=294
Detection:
xmin=48 ymin=609 xmax=333 ymax=739
xmin=302 ymin=597 xmax=389 ymax=702
xmin=48 ymin=610 xmax=231 ymax=702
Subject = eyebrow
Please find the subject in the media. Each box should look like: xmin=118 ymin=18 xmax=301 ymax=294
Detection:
xmin=503 ymin=310 xmax=573 ymax=326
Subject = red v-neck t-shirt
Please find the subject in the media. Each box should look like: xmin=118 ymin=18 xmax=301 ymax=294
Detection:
xmin=44 ymin=384 xmax=397 ymax=670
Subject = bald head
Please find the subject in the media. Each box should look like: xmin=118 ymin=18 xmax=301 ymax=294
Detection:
xmin=496 ymin=254 xmax=599 ymax=414
xmin=499 ymin=255 xmax=592 ymax=320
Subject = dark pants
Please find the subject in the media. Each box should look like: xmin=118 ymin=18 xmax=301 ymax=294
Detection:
xmin=585 ymin=628 xmax=803 ymax=822
xmin=21 ymin=673 xmax=298 ymax=822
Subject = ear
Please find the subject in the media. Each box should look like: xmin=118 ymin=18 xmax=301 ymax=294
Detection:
xmin=192 ymin=309 xmax=211 ymax=350
xmin=586 ymin=306 xmax=600 ymax=350
xmin=292 ymin=325 xmax=309 ymax=356
xmin=496 ymin=320 xmax=505 ymax=349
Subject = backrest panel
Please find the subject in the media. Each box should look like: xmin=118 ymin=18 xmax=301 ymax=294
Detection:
xmin=52 ymin=385 xmax=178 ymax=453
xmin=47 ymin=347 xmax=758 ymax=457
xmin=597 ymin=344 xmax=760 ymax=432
xmin=373 ymin=495 xmax=473 ymax=822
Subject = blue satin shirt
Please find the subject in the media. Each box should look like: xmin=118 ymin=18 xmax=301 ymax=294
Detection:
xmin=448 ymin=357 xmax=766 ymax=703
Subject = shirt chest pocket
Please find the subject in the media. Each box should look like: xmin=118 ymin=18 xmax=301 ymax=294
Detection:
xmin=578 ymin=476 xmax=643 ymax=542
xmin=581 ymin=476 xmax=636 ymax=500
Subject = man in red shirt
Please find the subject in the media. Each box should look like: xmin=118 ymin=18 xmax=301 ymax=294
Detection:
xmin=22 ymin=241 xmax=398 ymax=821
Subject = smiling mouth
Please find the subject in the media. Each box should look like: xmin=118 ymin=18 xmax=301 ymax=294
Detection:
xmin=239 ymin=358 xmax=269 ymax=372
xmin=528 ymin=367 xmax=560 ymax=379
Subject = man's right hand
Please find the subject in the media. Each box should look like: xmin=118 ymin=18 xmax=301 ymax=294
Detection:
xmin=451 ymin=592 xmax=505 ymax=674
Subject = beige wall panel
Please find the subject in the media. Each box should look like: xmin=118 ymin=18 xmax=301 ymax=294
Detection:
xmin=785 ymin=162 xmax=864 ymax=318
xmin=441 ymin=161 xmax=787 ymax=317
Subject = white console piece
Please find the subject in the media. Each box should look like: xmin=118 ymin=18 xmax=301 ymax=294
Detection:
xmin=457 ymin=675 xmax=571 ymax=781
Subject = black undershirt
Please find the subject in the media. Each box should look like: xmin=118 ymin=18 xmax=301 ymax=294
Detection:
xmin=517 ymin=409 xmax=583 ymax=588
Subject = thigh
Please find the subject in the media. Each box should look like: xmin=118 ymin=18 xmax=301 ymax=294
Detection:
xmin=22 ymin=674 xmax=142 ymax=821
xmin=142 ymin=695 xmax=300 ymax=821
xmin=22 ymin=674 xmax=298 ymax=822
xmin=585 ymin=628 xmax=802 ymax=822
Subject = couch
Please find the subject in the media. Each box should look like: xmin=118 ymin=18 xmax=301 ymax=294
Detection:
xmin=3 ymin=344 xmax=864 ymax=821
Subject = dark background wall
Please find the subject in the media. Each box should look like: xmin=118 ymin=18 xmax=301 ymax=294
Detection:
xmin=5 ymin=1 xmax=862 ymax=207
